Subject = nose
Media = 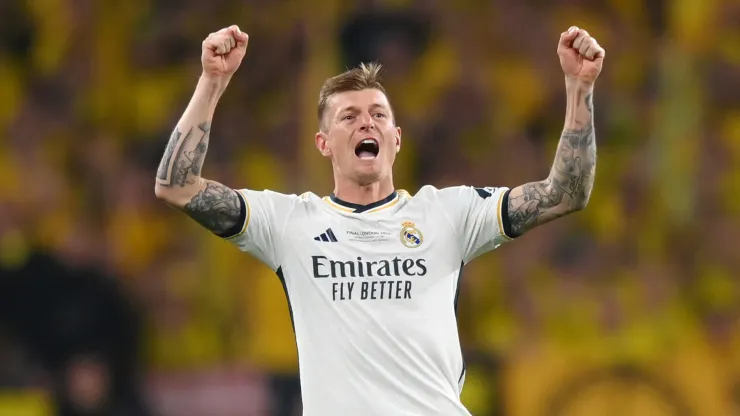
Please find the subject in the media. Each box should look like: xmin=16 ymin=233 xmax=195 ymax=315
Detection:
xmin=359 ymin=113 xmax=374 ymax=131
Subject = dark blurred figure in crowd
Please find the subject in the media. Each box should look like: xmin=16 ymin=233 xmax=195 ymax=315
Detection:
xmin=0 ymin=238 xmax=149 ymax=416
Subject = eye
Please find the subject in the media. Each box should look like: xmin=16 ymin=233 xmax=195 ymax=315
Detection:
xmin=373 ymin=113 xmax=387 ymax=118
xmin=341 ymin=115 xmax=355 ymax=121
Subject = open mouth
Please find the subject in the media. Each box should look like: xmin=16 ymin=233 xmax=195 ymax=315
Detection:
xmin=354 ymin=138 xmax=379 ymax=160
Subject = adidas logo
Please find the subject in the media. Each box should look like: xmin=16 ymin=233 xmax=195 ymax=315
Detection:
xmin=314 ymin=228 xmax=338 ymax=242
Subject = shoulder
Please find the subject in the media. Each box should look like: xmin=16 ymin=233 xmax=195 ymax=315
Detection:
xmin=235 ymin=189 xmax=316 ymax=203
xmin=402 ymin=186 xmax=466 ymax=215
xmin=409 ymin=185 xmax=511 ymax=220
xmin=416 ymin=185 xmax=509 ymax=199
xmin=408 ymin=185 xmax=443 ymax=200
xmin=281 ymin=191 xmax=329 ymax=215
xmin=232 ymin=189 xmax=321 ymax=222
xmin=411 ymin=185 xmax=487 ymax=201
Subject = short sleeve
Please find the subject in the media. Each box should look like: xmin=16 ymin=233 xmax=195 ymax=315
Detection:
xmin=222 ymin=189 xmax=300 ymax=270
xmin=435 ymin=186 xmax=516 ymax=263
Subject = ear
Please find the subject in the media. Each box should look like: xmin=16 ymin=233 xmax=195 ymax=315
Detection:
xmin=315 ymin=131 xmax=332 ymax=157
xmin=395 ymin=126 xmax=402 ymax=153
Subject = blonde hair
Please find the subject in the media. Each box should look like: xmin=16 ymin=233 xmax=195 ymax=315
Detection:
xmin=317 ymin=62 xmax=390 ymax=126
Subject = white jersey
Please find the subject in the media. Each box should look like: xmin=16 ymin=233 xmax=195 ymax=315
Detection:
xmin=223 ymin=185 xmax=514 ymax=416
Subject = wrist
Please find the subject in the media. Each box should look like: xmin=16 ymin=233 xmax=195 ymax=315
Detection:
xmin=197 ymin=74 xmax=229 ymax=103
xmin=565 ymin=76 xmax=594 ymax=93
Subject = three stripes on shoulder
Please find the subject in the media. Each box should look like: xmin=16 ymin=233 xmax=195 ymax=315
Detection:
xmin=314 ymin=228 xmax=338 ymax=242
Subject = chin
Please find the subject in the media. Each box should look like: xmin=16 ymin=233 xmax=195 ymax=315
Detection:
xmin=352 ymin=164 xmax=385 ymax=185
xmin=354 ymin=172 xmax=382 ymax=186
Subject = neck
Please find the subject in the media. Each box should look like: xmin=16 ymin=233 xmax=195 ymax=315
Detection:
xmin=333 ymin=174 xmax=395 ymax=205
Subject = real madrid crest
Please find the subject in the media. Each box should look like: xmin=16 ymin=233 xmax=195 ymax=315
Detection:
xmin=400 ymin=221 xmax=423 ymax=248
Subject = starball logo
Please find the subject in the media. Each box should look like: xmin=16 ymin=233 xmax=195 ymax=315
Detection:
xmin=311 ymin=255 xmax=427 ymax=301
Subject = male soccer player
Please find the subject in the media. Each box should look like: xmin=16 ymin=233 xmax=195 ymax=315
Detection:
xmin=155 ymin=25 xmax=604 ymax=416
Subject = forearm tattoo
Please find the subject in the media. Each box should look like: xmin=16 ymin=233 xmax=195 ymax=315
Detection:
xmin=156 ymin=121 xmax=242 ymax=234
xmin=183 ymin=181 xmax=242 ymax=235
xmin=156 ymin=122 xmax=211 ymax=187
xmin=507 ymin=93 xmax=596 ymax=236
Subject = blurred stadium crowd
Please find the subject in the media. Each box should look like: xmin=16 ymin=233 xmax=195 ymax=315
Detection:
xmin=0 ymin=0 xmax=739 ymax=415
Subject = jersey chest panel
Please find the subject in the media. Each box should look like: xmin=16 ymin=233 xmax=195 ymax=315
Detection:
xmin=280 ymin=204 xmax=461 ymax=306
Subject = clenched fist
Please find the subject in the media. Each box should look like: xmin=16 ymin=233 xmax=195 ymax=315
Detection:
xmin=202 ymin=25 xmax=249 ymax=79
xmin=558 ymin=26 xmax=605 ymax=85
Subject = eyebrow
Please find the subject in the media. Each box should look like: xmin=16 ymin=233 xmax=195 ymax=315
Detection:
xmin=338 ymin=103 xmax=388 ymax=114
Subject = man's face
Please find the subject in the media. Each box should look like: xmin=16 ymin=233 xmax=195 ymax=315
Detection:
xmin=316 ymin=89 xmax=401 ymax=186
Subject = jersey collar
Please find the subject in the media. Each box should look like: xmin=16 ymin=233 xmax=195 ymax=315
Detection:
xmin=327 ymin=191 xmax=398 ymax=213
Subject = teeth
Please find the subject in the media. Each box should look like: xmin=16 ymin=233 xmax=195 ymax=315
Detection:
xmin=362 ymin=139 xmax=376 ymax=145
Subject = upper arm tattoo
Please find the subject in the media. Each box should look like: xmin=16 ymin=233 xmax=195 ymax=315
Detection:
xmin=507 ymin=93 xmax=596 ymax=237
xmin=183 ymin=181 xmax=243 ymax=235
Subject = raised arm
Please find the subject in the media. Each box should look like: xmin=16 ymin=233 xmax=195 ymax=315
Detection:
xmin=507 ymin=26 xmax=605 ymax=237
xmin=154 ymin=25 xmax=249 ymax=236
